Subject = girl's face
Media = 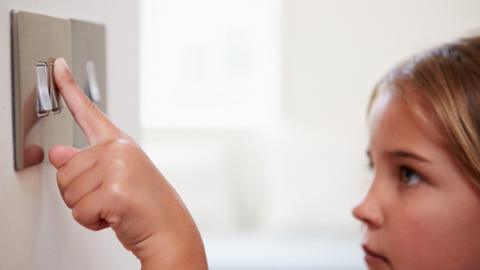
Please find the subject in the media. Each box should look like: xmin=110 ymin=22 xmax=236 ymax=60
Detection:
xmin=353 ymin=89 xmax=480 ymax=270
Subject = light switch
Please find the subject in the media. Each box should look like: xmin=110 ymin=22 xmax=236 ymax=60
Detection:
xmin=35 ymin=62 xmax=53 ymax=117
xmin=86 ymin=60 xmax=102 ymax=103
xmin=11 ymin=11 xmax=73 ymax=171
xmin=35 ymin=59 xmax=62 ymax=117
xmin=71 ymin=20 xmax=107 ymax=148
xmin=11 ymin=11 xmax=107 ymax=170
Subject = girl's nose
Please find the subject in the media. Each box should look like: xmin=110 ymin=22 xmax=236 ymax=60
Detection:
xmin=352 ymin=189 xmax=384 ymax=229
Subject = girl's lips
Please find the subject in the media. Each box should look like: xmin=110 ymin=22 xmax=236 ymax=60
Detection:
xmin=363 ymin=245 xmax=390 ymax=265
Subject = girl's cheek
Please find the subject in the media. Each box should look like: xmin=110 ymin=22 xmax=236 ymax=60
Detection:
xmin=386 ymin=202 xmax=440 ymax=269
xmin=387 ymin=194 xmax=474 ymax=270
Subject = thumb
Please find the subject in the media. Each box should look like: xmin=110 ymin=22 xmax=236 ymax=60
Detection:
xmin=48 ymin=145 xmax=81 ymax=169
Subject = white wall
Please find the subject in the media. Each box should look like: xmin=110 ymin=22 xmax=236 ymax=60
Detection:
xmin=142 ymin=0 xmax=480 ymax=236
xmin=279 ymin=0 xmax=480 ymax=233
xmin=0 ymin=1 xmax=140 ymax=269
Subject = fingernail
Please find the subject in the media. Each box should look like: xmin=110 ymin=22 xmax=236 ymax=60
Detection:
xmin=56 ymin=57 xmax=70 ymax=72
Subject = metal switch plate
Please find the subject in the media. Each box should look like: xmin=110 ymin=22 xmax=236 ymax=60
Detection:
xmin=11 ymin=11 xmax=74 ymax=171
xmin=71 ymin=19 xmax=107 ymax=148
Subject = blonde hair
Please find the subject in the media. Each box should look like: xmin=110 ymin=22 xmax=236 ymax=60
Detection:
xmin=369 ymin=36 xmax=480 ymax=187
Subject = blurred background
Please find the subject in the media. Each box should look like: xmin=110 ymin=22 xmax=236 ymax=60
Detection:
xmin=138 ymin=0 xmax=480 ymax=269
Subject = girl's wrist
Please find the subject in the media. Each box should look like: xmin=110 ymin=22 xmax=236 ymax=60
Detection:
xmin=139 ymin=231 xmax=208 ymax=270
xmin=140 ymin=245 xmax=208 ymax=270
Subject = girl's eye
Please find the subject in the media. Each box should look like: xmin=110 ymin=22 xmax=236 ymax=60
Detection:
xmin=367 ymin=160 xmax=374 ymax=170
xmin=400 ymin=166 xmax=422 ymax=186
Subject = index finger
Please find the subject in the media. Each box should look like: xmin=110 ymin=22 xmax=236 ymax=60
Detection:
xmin=54 ymin=58 xmax=119 ymax=145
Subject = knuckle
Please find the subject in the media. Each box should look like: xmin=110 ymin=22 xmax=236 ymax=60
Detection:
xmin=56 ymin=169 xmax=69 ymax=191
xmin=83 ymin=99 xmax=98 ymax=117
xmin=71 ymin=207 xmax=82 ymax=223
xmin=104 ymin=182 xmax=131 ymax=206
xmin=101 ymin=140 xmax=140 ymax=170
xmin=105 ymin=138 xmax=137 ymax=154
xmin=71 ymin=98 xmax=95 ymax=121
xmin=109 ymin=157 xmax=129 ymax=173
xmin=63 ymin=190 xmax=74 ymax=208
xmin=57 ymin=166 xmax=67 ymax=182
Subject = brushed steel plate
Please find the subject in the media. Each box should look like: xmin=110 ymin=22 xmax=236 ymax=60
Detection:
xmin=71 ymin=19 xmax=107 ymax=148
xmin=11 ymin=10 xmax=74 ymax=171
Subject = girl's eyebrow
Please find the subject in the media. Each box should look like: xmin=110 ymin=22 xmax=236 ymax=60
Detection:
xmin=388 ymin=150 xmax=432 ymax=163
xmin=366 ymin=150 xmax=432 ymax=164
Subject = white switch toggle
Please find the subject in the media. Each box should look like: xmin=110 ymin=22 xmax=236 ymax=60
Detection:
xmin=36 ymin=62 xmax=52 ymax=117
xmin=36 ymin=59 xmax=62 ymax=118
xmin=86 ymin=60 xmax=101 ymax=102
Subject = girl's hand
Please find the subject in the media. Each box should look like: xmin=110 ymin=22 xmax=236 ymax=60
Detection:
xmin=48 ymin=58 xmax=208 ymax=270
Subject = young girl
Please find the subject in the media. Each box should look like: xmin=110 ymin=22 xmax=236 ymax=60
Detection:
xmin=353 ymin=36 xmax=480 ymax=270
xmin=48 ymin=36 xmax=480 ymax=270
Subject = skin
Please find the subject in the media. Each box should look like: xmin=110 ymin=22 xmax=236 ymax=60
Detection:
xmin=352 ymin=88 xmax=480 ymax=270
xmin=48 ymin=58 xmax=208 ymax=270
